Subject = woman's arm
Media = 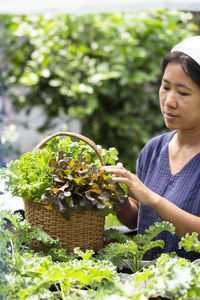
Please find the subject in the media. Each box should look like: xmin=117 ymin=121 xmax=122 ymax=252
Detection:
xmin=103 ymin=164 xmax=200 ymax=238
xmin=151 ymin=192 xmax=200 ymax=239
xmin=116 ymin=197 xmax=139 ymax=229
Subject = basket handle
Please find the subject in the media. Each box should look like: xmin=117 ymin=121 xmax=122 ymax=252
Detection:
xmin=32 ymin=131 xmax=105 ymax=166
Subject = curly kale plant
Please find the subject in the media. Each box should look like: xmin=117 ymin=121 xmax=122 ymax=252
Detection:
xmin=97 ymin=221 xmax=175 ymax=273
xmin=41 ymin=152 xmax=127 ymax=219
xmin=0 ymin=211 xmax=119 ymax=300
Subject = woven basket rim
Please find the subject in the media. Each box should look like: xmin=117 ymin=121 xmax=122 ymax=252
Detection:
xmin=32 ymin=131 xmax=105 ymax=166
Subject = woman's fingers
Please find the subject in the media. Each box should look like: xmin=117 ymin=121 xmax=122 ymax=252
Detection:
xmin=102 ymin=166 xmax=130 ymax=179
xmin=102 ymin=164 xmax=138 ymax=198
xmin=102 ymin=164 xmax=152 ymax=205
xmin=102 ymin=163 xmax=125 ymax=173
xmin=102 ymin=165 xmax=134 ymax=185
xmin=116 ymin=162 xmax=123 ymax=168
xmin=102 ymin=162 xmax=123 ymax=172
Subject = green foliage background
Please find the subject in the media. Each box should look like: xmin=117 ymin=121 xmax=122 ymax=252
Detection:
xmin=0 ymin=10 xmax=197 ymax=170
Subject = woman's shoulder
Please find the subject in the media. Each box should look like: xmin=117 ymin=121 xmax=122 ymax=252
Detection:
xmin=138 ymin=131 xmax=175 ymax=161
xmin=144 ymin=130 xmax=175 ymax=152
xmin=136 ymin=131 xmax=175 ymax=178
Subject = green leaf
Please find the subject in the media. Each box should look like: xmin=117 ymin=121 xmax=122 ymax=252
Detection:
xmin=134 ymin=221 xmax=175 ymax=248
xmin=104 ymin=228 xmax=131 ymax=243
xmin=179 ymin=232 xmax=200 ymax=253
xmin=98 ymin=221 xmax=175 ymax=273
xmin=19 ymin=72 xmax=39 ymax=85
xmin=41 ymin=152 xmax=127 ymax=218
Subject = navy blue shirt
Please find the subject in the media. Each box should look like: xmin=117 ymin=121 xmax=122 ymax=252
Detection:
xmin=136 ymin=130 xmax=200 ymax=261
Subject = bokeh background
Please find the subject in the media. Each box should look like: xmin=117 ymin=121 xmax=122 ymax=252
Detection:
xmin=0 ymin=2 xmax=200 ymax=223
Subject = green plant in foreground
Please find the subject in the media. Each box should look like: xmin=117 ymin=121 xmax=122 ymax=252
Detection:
xmin=0 ymin=210 xmax=119 ymax=300
xmin=0 ymin=211 xmax=60 ymax=258
xmin=1 ymin=210 xmax=200 ymax=299
xmin=97 ymin=221 xmax=175 ymax=273
xmin=133 ymin=252 xmax=200 ymax=299
xmin=179 ymin=232 xmax=200 ymax=253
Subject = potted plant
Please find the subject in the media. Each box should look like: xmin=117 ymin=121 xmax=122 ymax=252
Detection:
xmin=0 ymin=132 xmax=127 ymax=252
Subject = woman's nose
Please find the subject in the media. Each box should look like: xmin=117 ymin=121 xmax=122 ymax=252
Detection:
xmin=164 ymin=91 xmax=177 ymax=108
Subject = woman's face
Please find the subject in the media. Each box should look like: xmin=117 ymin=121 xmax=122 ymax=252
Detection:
xmin=159 ymin=62 xmax=200 ymax=132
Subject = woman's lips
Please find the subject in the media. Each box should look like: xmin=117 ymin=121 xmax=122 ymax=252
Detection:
xmin=164 ymin=112 xmax=178 ymax=120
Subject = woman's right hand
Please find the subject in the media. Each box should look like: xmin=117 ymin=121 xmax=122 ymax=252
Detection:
xmin=102 ymin=163 xmax=148 ymax=204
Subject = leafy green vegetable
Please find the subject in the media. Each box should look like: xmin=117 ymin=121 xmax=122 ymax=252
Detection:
xmin=1 ymin=210 xmax=200 ymax=299
xmin=133 ymin=253 xmax=200 ymax=299
xmin=0 ymin=210 xmax=60 ymax=256
xmin=0 ymin=210 xmax=119 ymax=300
xmin=0 ymin=136 xmax=119 ymax=202
xmin=0 ymin=150 xmax=53 ymax=201
xmin=97 ymin=221 xmax=175 ymax=273
xmin=133 ymin=220 xmax=175 ymax=249
xmin=179 ymin=232 xmax=200 ymax=253
xmin=41 ymin=152 xmax=126 ymax=219
xmin=104 ymin=228 xmax=132 ymax=244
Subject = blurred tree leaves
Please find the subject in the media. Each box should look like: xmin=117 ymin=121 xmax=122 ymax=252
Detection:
xmin=0 ymin=10 xmax=197 ymax=169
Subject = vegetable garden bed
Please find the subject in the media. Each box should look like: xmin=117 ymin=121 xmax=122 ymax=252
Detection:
xmin=1 ymin=210 xmax=200 ymax=300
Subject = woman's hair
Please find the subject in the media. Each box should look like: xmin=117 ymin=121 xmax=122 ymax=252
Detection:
xmin=162 ymin=51 xmax=200 ymax=87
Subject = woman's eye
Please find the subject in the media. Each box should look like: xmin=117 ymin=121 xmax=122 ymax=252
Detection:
xmin=178 ymin=91 xmax=189 ymax=96
xmin=162 ymin=86 xmax=169 ymax=91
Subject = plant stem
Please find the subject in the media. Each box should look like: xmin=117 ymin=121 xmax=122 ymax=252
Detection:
xmin=54 ymin=282 xmax=64 ymax=300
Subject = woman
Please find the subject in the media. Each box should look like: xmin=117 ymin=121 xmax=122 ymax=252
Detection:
xmin=103 ymin=36 xmax=200 ymax=261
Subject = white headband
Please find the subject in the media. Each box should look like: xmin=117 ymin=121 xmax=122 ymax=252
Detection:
xmin=171 ymin=36 xmax=200 ymax=66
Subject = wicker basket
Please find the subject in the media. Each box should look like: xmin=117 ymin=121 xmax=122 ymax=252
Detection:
xmin=24 ymin=131 xmax=106 ymax=252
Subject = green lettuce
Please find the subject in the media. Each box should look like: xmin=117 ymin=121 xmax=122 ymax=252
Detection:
xmin=0 ymin=137 xmax=119 ymax=202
